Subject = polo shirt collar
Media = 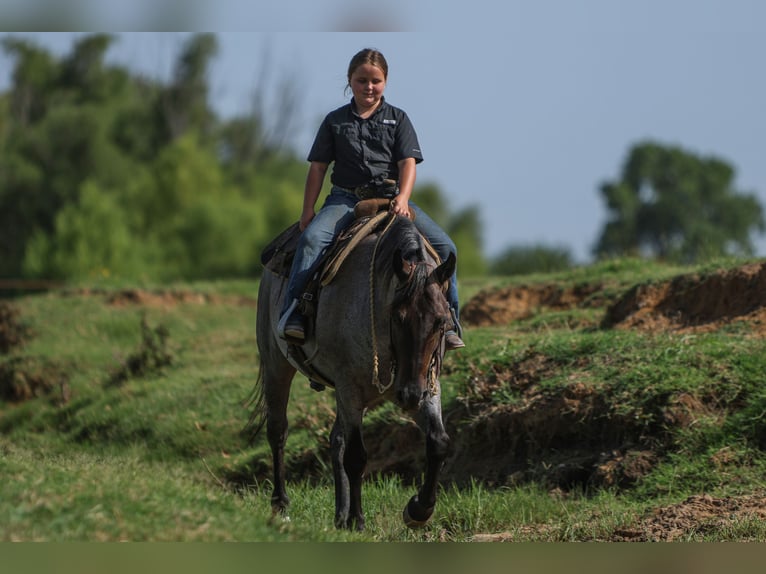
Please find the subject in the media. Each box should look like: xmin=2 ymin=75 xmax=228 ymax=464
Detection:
xmin=350 ymin=96 xmax=387 ymax=118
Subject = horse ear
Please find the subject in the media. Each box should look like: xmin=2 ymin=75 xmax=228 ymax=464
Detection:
xmin=393 ymin=249 xmax=410 ymax=282
xmin=434 ymin=252 xmax=456 ymax=285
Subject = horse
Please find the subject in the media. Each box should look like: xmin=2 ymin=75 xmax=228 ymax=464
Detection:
xmin=249 ymin=212 xmax=455 ymax=531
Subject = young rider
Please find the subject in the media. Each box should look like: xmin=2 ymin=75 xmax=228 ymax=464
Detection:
xmin=278 ymin=48 xmax=465 ymax=351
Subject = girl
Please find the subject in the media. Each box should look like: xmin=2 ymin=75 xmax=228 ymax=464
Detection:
xmin=279 ymin=48 xmax=464 ymax=350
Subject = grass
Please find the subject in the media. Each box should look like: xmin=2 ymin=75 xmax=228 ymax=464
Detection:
xmin=2 ymin=258 xmax=766 ymax=541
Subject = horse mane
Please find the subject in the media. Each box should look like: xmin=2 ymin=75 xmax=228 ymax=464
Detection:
xmin=376 ymin=216 xmax=427 ymax=268
xmin=394 ymin=262 xmax=432 ymax=307
xmin=375 ymin=216 xmax=431 ymax=306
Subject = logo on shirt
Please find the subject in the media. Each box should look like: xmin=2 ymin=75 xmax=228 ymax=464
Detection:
xmin=382 ymin=119 xmax=397 ymax=125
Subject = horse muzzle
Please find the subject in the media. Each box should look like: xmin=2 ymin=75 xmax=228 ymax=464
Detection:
xmin=396 ymin=382 xmax=429 ymax=411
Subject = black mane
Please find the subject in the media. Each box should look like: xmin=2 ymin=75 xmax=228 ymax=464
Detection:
xmin=376 ymin=216 xmax=431 ymax=307
xmin=378 ymin=215 xmax=427 ymax=266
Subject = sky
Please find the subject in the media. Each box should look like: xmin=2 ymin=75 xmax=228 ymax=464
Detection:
xmin=2 ymin=1 xmax=765 ymax=262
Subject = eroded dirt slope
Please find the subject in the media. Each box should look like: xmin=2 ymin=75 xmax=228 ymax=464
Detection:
xmin=462 ymin=260 xmax=766 ymax=336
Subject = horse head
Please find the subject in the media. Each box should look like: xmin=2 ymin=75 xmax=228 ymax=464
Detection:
xmin=390 ymin=249 xmax=456 ymax=411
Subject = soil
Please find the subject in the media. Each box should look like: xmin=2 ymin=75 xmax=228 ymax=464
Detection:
xmin=461 ymin=282 xmax=607 ymax=327
xmin=608 ymin=492 xmax=766 ymax=541
xmin=0 ymin=302 xmax=30 ymax=354
xmin=61 ymin=287 xmax=257 ymax=308
xmin=604 ymin=261 xmax=766 ymax=336
xmin=0 ymin=355 xmax=69 ymax=404
xmin=462 ymin=260 xmax=766 ymax=336
xmin=471 ymin=491 xmax=766 ymax=541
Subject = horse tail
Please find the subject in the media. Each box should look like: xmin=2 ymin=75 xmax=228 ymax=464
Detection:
xmin=242 ymin=368 xmax=266 ymax=443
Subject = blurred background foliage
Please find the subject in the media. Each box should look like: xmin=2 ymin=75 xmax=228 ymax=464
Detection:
xmin=1 ymin=34 xmax=763 ymax=284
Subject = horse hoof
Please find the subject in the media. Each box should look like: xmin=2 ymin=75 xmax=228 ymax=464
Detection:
xmin=402 ymin=495 xmax=434 ymax=528
xmin=334 ymin=515 xmax=365 ymax=531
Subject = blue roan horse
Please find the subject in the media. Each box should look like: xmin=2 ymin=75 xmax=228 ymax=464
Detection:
xmin=249 ymin=213 xmax=455 ymax=531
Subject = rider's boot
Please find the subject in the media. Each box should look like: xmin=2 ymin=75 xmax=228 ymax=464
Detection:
xmin=278 ymin=299 xmax=305 ymax=343
xmin=445 ymin=308 xmax=465 ymax=351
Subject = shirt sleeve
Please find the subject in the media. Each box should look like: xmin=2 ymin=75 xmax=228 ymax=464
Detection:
xmin=307 ymin=114 xmax=335 ymax=163
xmin=394 ymin=111 xmax=424 ymax=164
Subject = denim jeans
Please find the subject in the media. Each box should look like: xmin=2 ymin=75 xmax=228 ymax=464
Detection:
xmin=282 ymin=187 xmax=460 ymax=317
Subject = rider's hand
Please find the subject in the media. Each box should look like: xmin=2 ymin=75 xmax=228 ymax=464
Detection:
xmin=389 ymin=196 xmax=410 ymax=218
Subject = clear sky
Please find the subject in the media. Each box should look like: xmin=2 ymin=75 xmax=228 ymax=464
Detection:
xmin=2 ymin=1 xmax=765 ymax=262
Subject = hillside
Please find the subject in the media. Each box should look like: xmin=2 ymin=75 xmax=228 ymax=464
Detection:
xmin=2 ymin=259 xmax=766 ymax=541
xmin=242 ymin=258 xmax=766 ymax=540
xmin=456 ymin=259 xmax=766 ymax=540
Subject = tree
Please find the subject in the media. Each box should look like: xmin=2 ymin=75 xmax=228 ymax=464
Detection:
xmin=0 ymin=34 xmax=146 ymax=278
xmin=410 ymin=183 xmax=449 ymax=228
xmin=23 ymin=180 xmax=143 ymax=280
xmin=447 ymin=205 xmax=487 ymax=277
xmin=160 ymin=33 xmax=218 ymax=142
xmin=1 ymin=36 xmax=58 ymax=126
xmin=594 ymin=141 xmax=765 ymax=262
xmin=59 ymin=34 xmax=118 ymax=104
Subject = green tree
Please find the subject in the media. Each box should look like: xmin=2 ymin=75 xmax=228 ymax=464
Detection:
xmin=127 ymin=133 xmax=282 ymax=280
xmin=1 ymin=36 xmax=58 ymax=126
xmin=594 ymin=141 xmax=765 ymax=262
xmin=23 ymin=181 xmax=143 ymax=280
xmin=160 ymin=33 xmax=218 ymax=142
xmin=447 ymin=205 xmax=487 ymax=277
xmin=410 ymin=183 xmax=449 ymax=227
xmin=0 ymin=34 xmax=148 ymax=278
xmin=59 ymin=34 xmax=119 ymax=104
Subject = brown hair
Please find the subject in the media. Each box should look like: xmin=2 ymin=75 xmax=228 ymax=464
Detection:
xmin=347 ymin=48 xmax=388 ymax=85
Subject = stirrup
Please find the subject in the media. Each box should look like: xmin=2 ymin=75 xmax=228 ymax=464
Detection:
xmin=278 ymin=299 xmax=304 ymax=342
xmin=450 ymin=307 xmax=463 ymax=338
xmin=446 ymin=308 xmax=465 ymax=350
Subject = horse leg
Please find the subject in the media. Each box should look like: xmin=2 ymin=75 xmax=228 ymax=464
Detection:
xmin=263 ymin=361 xmax=296 ymax=520
xmin=330 ymin=416 xmax=350 ymax=528
xmin=403 ymin=389 xmax=450 ymax=528
xmin=344 ymin=420 xmax=367 ymax=531
xmin=334 ymin=397 xmax=367 ymax=531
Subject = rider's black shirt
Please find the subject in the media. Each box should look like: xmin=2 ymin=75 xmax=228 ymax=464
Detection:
xmin=307 ymin=97 xmax=424 ymax=189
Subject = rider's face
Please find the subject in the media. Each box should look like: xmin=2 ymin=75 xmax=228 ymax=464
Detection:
xmin=349 ymin=63 xmax=386 ymax=112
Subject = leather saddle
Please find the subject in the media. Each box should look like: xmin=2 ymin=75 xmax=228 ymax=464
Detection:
xmin=261 ymin=198 xmax=393 ymax=283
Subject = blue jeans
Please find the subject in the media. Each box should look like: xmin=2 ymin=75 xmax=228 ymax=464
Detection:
xmin=282 ymin=187 xmax=460 ymax=317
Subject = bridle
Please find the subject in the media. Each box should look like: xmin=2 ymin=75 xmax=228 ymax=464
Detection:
xmin=368 ymin=218 xmax=448 ymax=396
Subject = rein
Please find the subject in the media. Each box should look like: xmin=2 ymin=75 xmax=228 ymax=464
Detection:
xmin=370 ymin=213 xmax=398 ymax=393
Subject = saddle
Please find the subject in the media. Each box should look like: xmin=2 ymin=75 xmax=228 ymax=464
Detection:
xmin=261 ymin=198 xmax=393 ymax=282
xmin=261 ymin=199 xmax=404 ymax=318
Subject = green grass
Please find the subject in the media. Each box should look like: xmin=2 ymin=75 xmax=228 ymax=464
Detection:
xmin=2 ymin=258 xmax=766 ymax=540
